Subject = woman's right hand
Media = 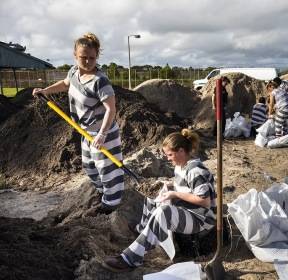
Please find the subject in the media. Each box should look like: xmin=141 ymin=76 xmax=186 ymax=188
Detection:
xmin=32 ymin=88 xmax=46 ymax=97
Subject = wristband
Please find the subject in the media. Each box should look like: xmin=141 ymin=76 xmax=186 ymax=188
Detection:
xmin=98 ymin=132 xmax=107 ymax=139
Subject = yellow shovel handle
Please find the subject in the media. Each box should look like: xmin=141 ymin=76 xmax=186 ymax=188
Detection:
xmin=46 ymin=100 xmax=123 ymax=168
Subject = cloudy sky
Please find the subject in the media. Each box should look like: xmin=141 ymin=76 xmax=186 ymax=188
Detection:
xmin=1 ymin=0 xmax=288 ymax=69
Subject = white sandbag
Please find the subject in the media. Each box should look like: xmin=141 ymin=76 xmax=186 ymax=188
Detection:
xmin=265 ymin=183 xmax=288 ymax=216
xmin=242 ymin=124 xmax=251 ymax=138
xmin=224 ymin=112 xmax=250 ymax=138
xmin=250 ymin=243 xmax=288 ymax=263
xmin=233 ymin=114 xmax=251 ymax=137
xmin=256 ymin=119 xmax=275 ymax=137
xmin=267 ymin=135 xmax=276 ymax=142
xmin=274 ymin=260 xmax=288 ymax=280
xmin=143 ymin=261 xmax=201 ymax=280
xmin=154 ymin=183 xmax=172 ymax=205
xmin=267 ymin=135 xmax=288 ymax=148
xmin=227 ymin=184 xmax=288 ymax=262
xmin=224 ymin=118 xmax=242 ymax=138
xmin=254 ymin=133 xmax=268 ymax=147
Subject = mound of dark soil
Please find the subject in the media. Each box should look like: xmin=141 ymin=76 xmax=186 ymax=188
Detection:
xmin=0 ymin=95 xmax=82 ymax=190
xmin=12 ymin=87 xmax=35 ymax=105
xmin=0 ymin=86 xmax=186 ymax=189
xmin=2 ymin=80 xmax=278 ymax=279
xmin=114 ymin=85 xmax=187 ymax=153
xmin=0 ymin=217 xmax=78 ymax=280
xmin=0 ymin=188 xmax=174 ymax=280
xmin=0 ymin=95 xmax=19 ymax=123
xmin=0 ymin=88 xmax=34 ymax=124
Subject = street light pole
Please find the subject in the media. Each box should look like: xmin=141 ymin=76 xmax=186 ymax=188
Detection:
xmin=128 ymin=34 xmax=141 ymax=90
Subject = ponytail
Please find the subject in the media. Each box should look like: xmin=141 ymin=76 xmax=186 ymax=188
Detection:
xmin=163 ymin=129 xmax=200 ymax=155
xmin=74 ymin=32 xmax=101 ymax=58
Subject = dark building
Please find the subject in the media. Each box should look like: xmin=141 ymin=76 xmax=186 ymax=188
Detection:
xmin=0 ymin=41 xmax=53 ymax=69
xmin=0 ymin=41 xmax=54 ymax=94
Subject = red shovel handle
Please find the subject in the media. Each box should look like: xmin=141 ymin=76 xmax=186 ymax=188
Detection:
xmin=216 ymin=78 xmax=222 ymax=120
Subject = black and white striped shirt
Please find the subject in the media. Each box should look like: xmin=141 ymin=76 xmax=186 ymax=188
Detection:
xmin=279 ymin=80 xmax=288 ymax=93
xmin=173 ymin=158 xmax=216 ymax=229
xmin=272 ymin=88 xmax=288 ymax=110
xmin=251 ymin=103 xmax=268 ymax=126
xmin=66 ymin=66 xmax=115 ymax=132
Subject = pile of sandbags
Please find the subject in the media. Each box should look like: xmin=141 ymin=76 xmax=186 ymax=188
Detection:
xmin=255 ymin=119 xmax=288 ymax=148
xmin=224 ymin=112 xmax=251 ymax=138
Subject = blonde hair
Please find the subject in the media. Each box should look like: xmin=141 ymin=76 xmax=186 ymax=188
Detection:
xmin=162 ymin=128 xmax=200 ymax=155
xmin=74 ymin=32 xmax=101 ymax=58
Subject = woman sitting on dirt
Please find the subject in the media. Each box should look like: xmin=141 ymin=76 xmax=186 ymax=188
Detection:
xmin=103 ymin=128 xmax=216 ymax=272
xmin=32 ymin=33 xmax=124 ymax=214
xmin=267 ymin=80 xmax=288 ymax=137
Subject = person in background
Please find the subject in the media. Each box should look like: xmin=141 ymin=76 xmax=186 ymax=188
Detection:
xmin=102 ymin=129 xmax=216 ymax=272
xmin=267 ymin=80 xmax=288 ymax=137
xmin=273 ymin=77 xmax=288 ymax=93
xmin=250 ymin=96 xmax=268 ymax=138
xmin=32 ymin=32 xmax=124 ymax=214
xmin=212 ymin=76 xmax=230 ymax=136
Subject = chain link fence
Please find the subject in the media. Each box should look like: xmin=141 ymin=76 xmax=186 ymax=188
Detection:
xmin=0 ymin=68 xmax=211 ymax=92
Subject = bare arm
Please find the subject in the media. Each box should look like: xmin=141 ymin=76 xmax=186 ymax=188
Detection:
xmin=91 ymin=95 xmax=116 ymax=149
xmin=99 ymin=95 xmax=116 ymax=134
xmin=32 ymin=78 xmax=70 ymax=97
xmin=159 ymin=191 xmax=211 ymax=208
xmin=268 ymin=92 xmax=275 ymax=116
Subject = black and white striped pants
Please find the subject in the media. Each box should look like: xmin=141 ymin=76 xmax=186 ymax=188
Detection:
xmin=275 ymin=106 xmax=288 ymax=136
xmin=81 ymin=124 xmax=124 ymax=206
xmin=121 ymin=197 xmax=210 ymax=266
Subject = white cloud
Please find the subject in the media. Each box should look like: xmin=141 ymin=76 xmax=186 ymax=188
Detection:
xmin=1 ymin=0 xmax=288 ymax=68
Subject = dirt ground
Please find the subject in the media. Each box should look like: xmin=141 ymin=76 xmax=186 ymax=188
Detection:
xmin=0 ymin=79 xmax=286 ymax=279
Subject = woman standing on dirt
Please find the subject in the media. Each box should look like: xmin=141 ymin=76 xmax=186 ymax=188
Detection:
xmin=103 ymin=129 xmax=216 ymax=272
xmin=267 ymin=80 xmax=288 ymax=137
xmin=32 ymin=33 xmax=124 ymax=214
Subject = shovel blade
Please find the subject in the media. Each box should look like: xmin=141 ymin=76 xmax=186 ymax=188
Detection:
xmin=204 ymin=260 xmax=226 ymax=280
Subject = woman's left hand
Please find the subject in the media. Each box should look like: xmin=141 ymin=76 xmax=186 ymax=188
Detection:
xmin=157 ymin=191 xmax=177 ymax=202
xmin=92 ymin=133 xmax=106 ymax=149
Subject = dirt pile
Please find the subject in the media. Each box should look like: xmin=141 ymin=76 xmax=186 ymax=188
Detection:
xmin=0 ymin=86 xmax=186 ymax=189
xmin=133 ymin=75 xmax=267 ymax=131
xmin=0 ymin=88 xmax=34 ymax=124
xmin=0 ymin=95 xmax=19 ymax=123
xmin=280 ymin=73 xmax=288 ymax=80
xmin=134 ymin=79 xmax=201 ymax=118
xmin=0 ymin=216 xmax=76 ymax=279
xmin=0 ymin=81 xmax=285 ymax=279
xmin=0 ymin=96 xmax=82 ymax=190
xmin=114 ymin=85 xmax=187 ymax=153
xmin=123 ymin=146 xmax=174 ymax=178
xmin=192 ymin=73 xmax=267 ymax=129
xmin=0 ymin=183 xmax=172 ymax=280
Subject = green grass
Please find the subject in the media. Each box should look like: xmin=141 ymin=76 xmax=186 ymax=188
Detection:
xmin=2 ymin=88 xmax=24 ymax=97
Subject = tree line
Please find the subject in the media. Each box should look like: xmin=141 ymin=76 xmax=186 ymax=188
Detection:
xmin=57 ymin=63 xmax=215 ymax=80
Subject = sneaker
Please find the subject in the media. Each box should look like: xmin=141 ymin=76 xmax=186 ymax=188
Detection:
xmin=84 ymin=203 xmax=117 ymax=217
xmin=102 ymin=255 xmax=135 ymax=272
xmin=95 ymin=203 xmax=118 ymax=215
